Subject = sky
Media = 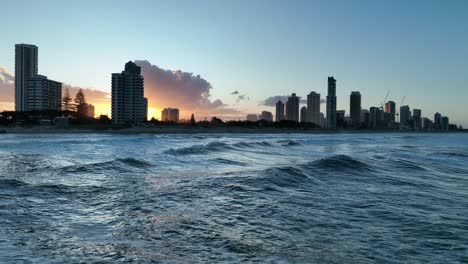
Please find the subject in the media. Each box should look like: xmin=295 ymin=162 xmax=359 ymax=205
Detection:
xmin=0 ymin=0 xmax=467 ymax=125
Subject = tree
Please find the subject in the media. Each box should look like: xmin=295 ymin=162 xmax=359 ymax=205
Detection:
xmin=75 ymin=89 xmax=88 ymax=117
xmin=190 ymin=114 xmax=196 ymax=125
xmin=62 ymin=88 xmax=73 ymax=111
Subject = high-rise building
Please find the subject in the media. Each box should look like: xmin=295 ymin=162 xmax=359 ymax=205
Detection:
xmin=275 ymin=101 xmax=284 ymax=122
xmin=434 ymin=112 xmax=442 ymax=129
xmin=26 ymin=75 xmax=62 ymax=111
xmin=369 ymin=107 xmax=384 ymax=128
xmin=336 ymin=110 xmax=346 ymax=128
xmin=300 ymin=106 xmax=307 ymax=123
xmin=400 ymin=105 xmax=411 ymax=127
xmin=441 ymin=116 xmax=449 ymax=131
xmin=143 ymin=98 xmax=148 ymax=122
xmin=385 ymin=101 xmax=396 ymax=122
xmin=162 ymin=108 xmax=180 ymax=122
xmin=326 ymin=77 xmax=337 ymax=129
xmin=111 ymin=61 xmax=146 ymax=124
xmin=285 ymin=93 xmax=299 ymax=122
xmin=15 ymin=44 xmax=38 ymax=112
xmin=413 ymin=109 xmax=422 ymax=130
xmin=307 ymin=91 xmax=320 ymax=125
xmin=350 ymin=91 xmax=361 ymax=127
xmin=361 ymin=109 xmax=370 ymax=128
xmin=422 ymin=118 xmax=432 ymax=131
xmin=260 ymin=111 xmax=273 ymax=122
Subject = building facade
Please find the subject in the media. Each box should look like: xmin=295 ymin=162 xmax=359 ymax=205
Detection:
xmin=385 ymin=101 xmax=396 ymax=122
xmin=111 ymin=61 xmax=146 ymax=124
xmin=400 ymin=105 xmax=411 ymax=127
xmin=350 ymin=91 xmax=361 ymax=127
xmin=15 ymin=44 xmax=38 ymax=111
xmin=26 ymin=75 xmax=62 ymax=111
xmin=285 ymin=93 xmax=299 ymax=122
xmin=326 ymin=77 xmax=337 ymax=129
xmin=162 ymin=108 xmax=180 ymax=122
xmin=413 ymin=109 xmax=422 ymax=130
xmin=300 ymin=106 xmax=307 ymax=123
xmin=307 ymin=91 xmax=320 ymax=125
xmin=260 ymin=111 xmax=273 ymax=122
xmin=275 ymin=101 xmax=284 ymax=122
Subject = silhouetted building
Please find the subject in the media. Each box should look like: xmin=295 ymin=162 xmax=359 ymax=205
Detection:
xmin=307 ymin=91 xmax=320 ymax=125
xmin=423 ymin=118 xmax=432 ymax=131
xmin=350 ymin=91 xmax=361 ymax=127
xmin=369 ymin=107 xmax=380 ymax=128
xmin=26 ymin=75 xmax=62 ymax=111
xmin=361 ymin=109 xmax=370 ymax=128
xmin=15 ymin=44 xmax=38 ymax=111
xmin=162 ymin=108 xmax=180 ymax=122
xmin=260 ymin=111 xmax=273 ymax=122
xmin=385 ymin=101 xmax=396 ymax=122
xmin=400 ymin=105 xmax=411 ymax=127
xmin=441 ymin=116 xmax=449 ymax=131
xmin=112 ymin=61 xmax=146 ymax=124
xmin=434 ymin=112 xmax=442 ymax=129
xmin=275 ymin=101 xmax=284 ymax=122
xmin=320 ymin=112 xmax=326 ymax=128
xmin=413 ymin=109 xmax=422 ymax=130
xmin=336 ymin=110 xmax=345 ymax=128
xmin=285 ymin=93 xmax=299 ymax=122
xmin=326 ymin=77 xmax=337 ymax=129
xmin=143 ymin=98 xmax=148 ymax=122
xmin=246 ymin=114 xmax=258 ymax=122
xmin=300 ymin=106 xmax=308 ymax=123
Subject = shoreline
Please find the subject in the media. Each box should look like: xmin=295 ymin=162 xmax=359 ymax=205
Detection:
xmin=0 ymin=126 xmax=465 ymax=135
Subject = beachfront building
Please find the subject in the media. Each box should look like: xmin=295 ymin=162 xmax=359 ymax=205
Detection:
xmin=385 ymin=101 xmax=396 ymax=122
xmin=413 ymin=109 xmax=422 ymax=130
xmin=307 ymin=91 xmax=320 ymax=125
xmin=275 ymin=101 xmax=285 ymax=122
xmin=285 ymin=93 xmax=299 ymax=122
xmin=326 ymin=77 xmax=337 ymax=129
xmin=15 ymin=44 xmax=39 ymax=111
xmin=400 ymin=105 xmax=411 ymax=127
xmin=246 ymin=114 xmax=258 ymax=122
xmin=25 ymin=75 xmax=62 ymax=111
xmin=441 ymin=116 xmax=449 ymax=131
xmin=111 ymin=61 xmax=146 ymax=124
xmin=260 ymin=111 xmax=273 ymax=122
xmin=300 ymin=106 xmax=307 ymax=123
xmin=162 ymin=108 xmax=180 ymax=122
xmin=350 ymin=91 xmax=361 ymax=127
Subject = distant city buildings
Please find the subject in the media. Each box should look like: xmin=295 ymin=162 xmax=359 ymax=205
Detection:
xmin=413 ymin=109 xmax=422 ymax=130
xmin=15 ymin=44 xmax=38 ymax=112
xmin=307 ymin=91 xmax=320 ymax=125
xmin=441 ymin=116 xmax=449 ymax=131
xmin=350 ymin=91 xmax=361 ymax=127
xmin=285 ymin=93 xmax=299 ymax=122
xmin=162 ymin=108 xmax=180 ymax=122
xmin=336 ymin=110 xmax=346 ymax=128
xmin=111 ymin=61 xmax=147 ymax=124
xmin=246 ymin=114 xmax=258 ymax=122
xmin=300 ymin=106 xmax=307 ymax=123
xmin=26 ymin=75 xmax=62 ymax=111
xmin=400 ymin=105 xmax=411 ymax=127
xmin=385 ymin=101 xmax=396 ymax=122
xmin=260 ymin=111 xmax=273 ymax=122
xmin=275 ymin=101 xmax=284 ymax=122
xmin=326 ymin=77 xmax=337 ymax=129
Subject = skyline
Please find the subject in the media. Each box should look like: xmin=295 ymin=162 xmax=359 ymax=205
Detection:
xmin=0 ymin=0 xmax=467 ymax=125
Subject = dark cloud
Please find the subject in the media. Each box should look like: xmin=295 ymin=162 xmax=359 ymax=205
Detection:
xmin=135 ymin=60 xmax=243 ymax=119
xmin=260 ymin=95 xmax=326 ymax=107
xmin=236 ymin=94 xmax=249 ymax=103
xmin=231 ymin=90 xmax=239 ymax=95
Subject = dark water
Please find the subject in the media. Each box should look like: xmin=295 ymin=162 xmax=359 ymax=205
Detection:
xmin=0 ymin=133 xmax=467 ymax=263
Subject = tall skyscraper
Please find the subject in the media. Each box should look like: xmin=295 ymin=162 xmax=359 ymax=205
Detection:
xmin=307 ymin=91 xmax=320 ymax=125
xmin=26 ymin=75 xmax=62 ymax=111
xmin=385 ymin=101 xmax=396 ymax=122
xmin=275 ymin=101 xmax=284 ymax=122
xmin=400 ymin=105 xmax=411 ymax=127
xmin=413 ymin=109 xmax=422 ymax=130
xmin=350 ymin=91 xmax=361 ymax=127
xmin=441 ymin=116 xmax=449 ymax=131
xmin=434 ymin=112 xmax=442 ymax=129
xmin=300 ymin=106 xmax=307 ymax=123
xmin=112 ymin=61 xmax=146 ymax=124
xmin=15 ymin=44 xmax=38 ymax=112
xmin=285 ymin=93 xmax=299 ymax=122
xmin=326 ymin=77 xmax=337 ymax=129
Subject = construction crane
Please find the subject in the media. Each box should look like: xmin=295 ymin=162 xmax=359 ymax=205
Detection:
xmin=380 ymin=90 xmax=390 ymax=110
xmin=396 ymin=96 xmax=406 ymax=123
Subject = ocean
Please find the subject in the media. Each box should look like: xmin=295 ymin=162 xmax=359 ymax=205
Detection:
xmin=0 ymin=133 xmax=467 ymax=263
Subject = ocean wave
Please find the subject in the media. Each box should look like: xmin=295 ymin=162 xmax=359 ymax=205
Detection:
xmin=308 ymin=155 xmax=371 ymax=172
xmin=393 ymin=159 xmax=427 ymax=171
xmin=276 ymin=139 xmax=301 ymax=146
xmin=59 ymin=158 xmax=152 ymax=173
xmin=166 ymin=140 xmax=276 ymax=155
xmin=435 ymin=152 xmax=468 ymax=158
xmin=211 ymin=158 xmax=246 ymax=166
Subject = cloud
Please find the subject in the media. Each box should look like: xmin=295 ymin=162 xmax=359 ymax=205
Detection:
xmin=259 ymin=95 xmax=326 ymax=107
xmin=231 ymin=90 xmax=239 ymax=95
xmin=135 ymin=60 xmax=243 ymax=119
xmin=236 ymin=94 xmax=249 ymax=103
